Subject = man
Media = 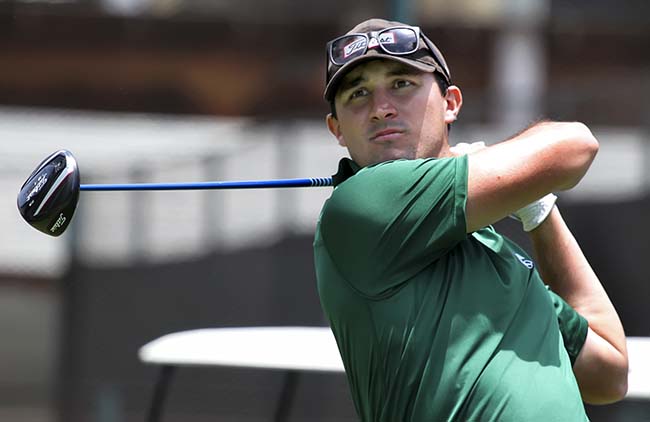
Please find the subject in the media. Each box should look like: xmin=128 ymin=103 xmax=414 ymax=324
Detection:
xmin=313 ymin=18 xmax=628 ymax=421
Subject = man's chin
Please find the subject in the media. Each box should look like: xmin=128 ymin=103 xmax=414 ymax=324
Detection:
xmin=354 ymin=148 xmax=417 ymax=167
xmin=376 ymin=150 xmax=417 ymax=164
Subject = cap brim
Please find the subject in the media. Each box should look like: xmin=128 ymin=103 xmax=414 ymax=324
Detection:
xmin=324 ymin=52 xmax=439 ymax=102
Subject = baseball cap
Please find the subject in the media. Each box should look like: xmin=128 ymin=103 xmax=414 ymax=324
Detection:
xmin=324 ymin=18 xmax=451 ymax=102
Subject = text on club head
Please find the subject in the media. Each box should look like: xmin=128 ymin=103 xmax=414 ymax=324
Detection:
xmin=26 ymin=174 xmax=48 ymax=203
xmin=50 ymin=213 xmax=66 ymax=233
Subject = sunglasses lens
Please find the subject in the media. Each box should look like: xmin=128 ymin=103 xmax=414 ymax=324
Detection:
xmin=331 ymin=35 xmax=367 ymax=65
xmin=329 ymin=27 xmax=420 ymax=66
xmin=379 ymin=27 xmax=418 ymax=54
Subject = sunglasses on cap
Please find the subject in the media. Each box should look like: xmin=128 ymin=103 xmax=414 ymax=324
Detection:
xmin=326 ymin=25 xmax=451 ymax=83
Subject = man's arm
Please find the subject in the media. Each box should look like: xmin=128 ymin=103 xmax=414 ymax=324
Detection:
xmin=459 ymin=120 xmax=628 ymax=402
xmin=530 ymin=207 xmax=628 ymax=404
xmin=464 ymin=121 xmax=598 ymax=233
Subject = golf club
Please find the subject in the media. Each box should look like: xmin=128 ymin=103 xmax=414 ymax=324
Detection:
xmin=18 ymin=150 xmax=333 ymax=237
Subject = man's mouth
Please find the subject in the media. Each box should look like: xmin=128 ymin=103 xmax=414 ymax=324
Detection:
xmin=370 ymin=128 xmax=405 ymax=142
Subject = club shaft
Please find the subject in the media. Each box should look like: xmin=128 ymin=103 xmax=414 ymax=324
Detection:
xmin=79 ymin=177 xmax=333 ymax=191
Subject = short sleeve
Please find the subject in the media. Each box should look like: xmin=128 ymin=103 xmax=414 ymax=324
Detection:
xmin=319 ymin=156 xmax=468 ymax=297
xmin=547 ymin=289 xmax=589 ymax=365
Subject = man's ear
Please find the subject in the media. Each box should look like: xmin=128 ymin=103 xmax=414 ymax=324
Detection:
xmin=444 ymin=85 xmax=463 ymax=124
xmin=326 ymin=114 xmax=347 ymax=147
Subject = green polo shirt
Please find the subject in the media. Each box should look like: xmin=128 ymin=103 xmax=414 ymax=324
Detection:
xmin=314 ymin=156 xmax=588 ymax=422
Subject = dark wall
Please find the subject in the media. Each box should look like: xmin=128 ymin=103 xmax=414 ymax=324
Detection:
xmin=59 ymin=198 xmax=650 ymax=421
xmin=59 ymin=235 xmax=355 ymax=421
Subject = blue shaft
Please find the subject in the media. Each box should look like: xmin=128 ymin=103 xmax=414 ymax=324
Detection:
xmin=80 ymin=177 xmax=333 ymax=191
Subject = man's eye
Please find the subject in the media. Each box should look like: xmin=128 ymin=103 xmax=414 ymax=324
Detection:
xmin=349 ymin=88 xmax=368 ymax=99
xmin=394 ymin=79 xmax=413 ymax=89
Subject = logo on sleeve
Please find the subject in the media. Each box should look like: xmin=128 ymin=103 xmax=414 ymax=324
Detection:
xmin=514 ymin=253 xmax=534 ymax=269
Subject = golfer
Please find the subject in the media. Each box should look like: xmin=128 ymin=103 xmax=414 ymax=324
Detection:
xmin=314 ymin=18 xmax=628 ymax=421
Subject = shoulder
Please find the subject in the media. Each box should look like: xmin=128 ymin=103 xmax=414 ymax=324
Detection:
xmin=319 ymin=156 xmax=468 ymax=247
xmin=329 ymin=157 xmax=465 ymax=206
xmin=317 ymin=157 xmax=469 ymax=293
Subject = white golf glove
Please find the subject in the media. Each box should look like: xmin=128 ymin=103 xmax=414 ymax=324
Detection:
xmin=510 ymin=193 xmax=557 ymax=232
xmin=449 ymin=141 xmax=486 ymax=156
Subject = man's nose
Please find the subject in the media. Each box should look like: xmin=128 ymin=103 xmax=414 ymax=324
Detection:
xmin=371 ymin=91 xmax=397 ymax=121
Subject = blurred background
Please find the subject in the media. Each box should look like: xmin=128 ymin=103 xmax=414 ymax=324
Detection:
xmin=1 ymin=0 xmax=649 ymax=421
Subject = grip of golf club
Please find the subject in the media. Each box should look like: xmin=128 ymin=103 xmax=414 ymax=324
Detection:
xmin=79 ymin=177 xmax=333 ymax=191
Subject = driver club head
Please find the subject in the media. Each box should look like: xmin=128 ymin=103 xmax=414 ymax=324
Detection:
xmin=17 ymin=150 xmax=80 ymax=237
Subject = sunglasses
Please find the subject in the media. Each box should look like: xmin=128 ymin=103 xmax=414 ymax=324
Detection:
xmin=327 ymin=26 xmax=450 ymax=83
